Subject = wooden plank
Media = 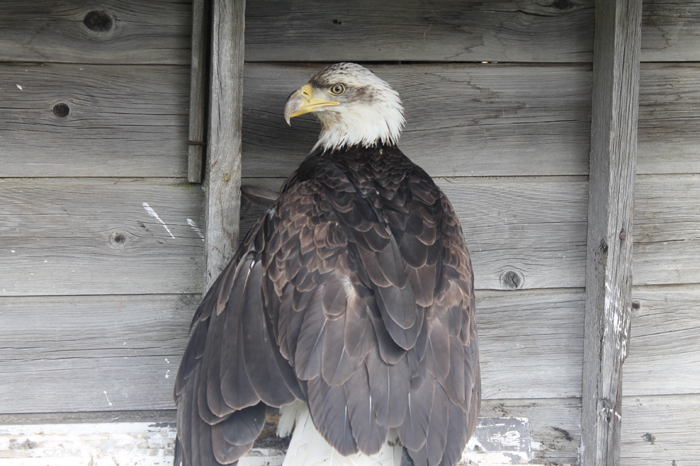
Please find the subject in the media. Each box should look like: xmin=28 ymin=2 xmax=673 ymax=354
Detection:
xmin=240 ymin=176 xmax=589 ymax=291
xmin=480 ymin=398 xmax=582 ymax=466
xmin=0 ymin=64 xmax=189 ymax=178
xmin=641 ymin=0 xmax=700 ymax=62
xmin=582 ymin=0 xmax=642 ymax=465
xmin=477 ymin=290 xmax=585 ymax=400
xmin=638 ymin=63 xmax=700 ymax=175
xmin=242 ymin=63 xmax=592 ymax=179
xmin=244 ymin=0 xmax=594 ymax=63
xmin=624 ymin=286 xmax=700 ymax=396
xmin=633 ymin=174 xmax=700 ymax=286
xmin=0 ymin=399 xmax=581 ymax=465
xmin=0 ymin=295 xmax=197 ymax=413
xmin=187 ymin=0 xmax=210 ymax=183
xmin=0 ymin=0 xmax=191 ymax=65
xmin=204 ymin=0 xmax=245 ymax=288
xmin=0 ymin=179 xmax=205 ymax=296
xmin=0 ymin=288 xmax=581 ymax=413
xmin=0 ymin=423 xmax=177 ymax=466
xmin=620 ymin=394 xmax=700 ymax=465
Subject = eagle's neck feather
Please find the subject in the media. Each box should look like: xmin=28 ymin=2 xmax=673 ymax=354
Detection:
xmin=312 ymin=94 xmax=405 ymax=152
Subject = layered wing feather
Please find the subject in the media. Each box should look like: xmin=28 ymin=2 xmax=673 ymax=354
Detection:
xmin=174 ymin=145 xmax=479 ymax=466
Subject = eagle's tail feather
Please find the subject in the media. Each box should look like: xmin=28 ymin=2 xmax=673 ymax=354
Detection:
xmin=280 ymin=402 xmax=402 ymax=466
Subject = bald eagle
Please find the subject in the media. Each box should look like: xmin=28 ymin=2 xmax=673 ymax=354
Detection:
xmin=174 ymin=63 xmax=480 ymax=466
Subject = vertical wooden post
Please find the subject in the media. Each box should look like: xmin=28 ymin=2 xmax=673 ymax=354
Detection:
xmin=187 ymin=0 xmax=210 ymax=183
xmin=204 ymin=0 xmax=245 ymax=288
xmin=582 ymin=0 xmax=642 ymax=464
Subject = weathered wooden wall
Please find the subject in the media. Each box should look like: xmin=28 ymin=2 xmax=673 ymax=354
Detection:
xmin=0 ymin=0 xmax=201 ymax=419
xmin=2 ymin=0 xmax=699 ymax=465
xmin=621 ymin=0 xmax=700 ymax=463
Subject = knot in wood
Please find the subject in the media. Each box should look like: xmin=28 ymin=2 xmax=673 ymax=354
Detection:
xmin=109 ymin=231 xmax=129 ymax=249
xmin=500 ymin=269 xmax=524 ymax=290
xmin=84 ymin=10 xmax=114 ymax=33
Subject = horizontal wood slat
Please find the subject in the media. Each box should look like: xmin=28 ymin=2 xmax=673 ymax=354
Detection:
xmin=0 ymin=179 xmax=205 ymax=296
xmin=638 ymin=63 xmax=700 ymax=175
xmin=624 ymin=286 xmax=700 ymax=396
xmin=0 ymin=290 xmax=580 ymax=413
xmin=621 ymin=394 xmax=700 ymax=465
xmin=240 ymin=176 xmax=589 ymax=291
xmin=1 ymin=64 xmax=190 ymax=178
xmin=242 ymin=63 xmax=592 ymax=179
xmin=478 ymin=290 xmax=584 ymax=400
xmin=0 ymin=295 xmax=196 ymax=413
xmin=634 ymin=174 xmax=700 ymax=286
xmin=0 ymin=0 xmax=191 ymax=64
xmin=641 ymin=0 xmax=700 ymax=61
xmin=480 ymin=398 xmax=582 ymax=465
xmin=245 ymin=0 xmax=594 ymax=63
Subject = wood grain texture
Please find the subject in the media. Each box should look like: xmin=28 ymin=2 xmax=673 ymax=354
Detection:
xmin=624 ymin=286 xmax=700 ymax=396
xmin=480 ymin=398 xmax=582 ymax=465
xmin=638 ymin=63 xmax=700 ymax=175
xmin=242 ymin=63 xmax=592 ymax=179
xmin=582 ymin=0 xmax=641 ymax=464
xmin=0 ymin=0 xmax=191 ymax=64
xmin=0 ymin=294 xmax=197 ymax=413
xmin=0 ymin=64 xmax=189 ymax=178
xmin=244 ymin=0 xmax=594 ymax=63
xmin=0 ymin=289 xmax=580 ymax=413
xmin=478 ymin=290 xmax=585 ymax=400
xmin=0 ymin=179 xmax=205 ymax=296
xmin=187 ymin=0 xmax=210 ymax=183
xmin=633 ymin=175 xmax=700 ymax=286
xmin=239 ymin=176 xmax=589 ymax=292
xmin=620 ymin=394 xmax=700 ymax=465
xmin=204 ymin=0 xmax=245 ymax=288
xmin=642 ymin=0 xmax=700 ymax=61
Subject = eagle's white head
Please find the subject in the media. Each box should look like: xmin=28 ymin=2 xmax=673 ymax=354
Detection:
xmin=284 ymin=63 xmax=405 ymax=152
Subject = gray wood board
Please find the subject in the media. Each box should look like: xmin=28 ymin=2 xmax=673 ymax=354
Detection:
xmin=477 ymin=290 xmax=585 ymax=400
xmin=187 ymin=0 xmax=210 ymax=183
xmin=480 ymin=398 xmax=582 ymax=465
xmin=624 ymin=286 xmax=700 ymax=396
xmin=621 ymin=394 xmax=700 ymax=465
xmin=0 ymin=290 xmax=581 ymax=413
xmin=633 ymin=174 xmax=700 ymax=286
xmin=582 ymin=1 xmax=641 ymax=464
xmin=242 ymin=63 xmax=592 ymax=179
xmin=203 ymin=0 xmax=246 ymax=288
xmin=0 ymin=63 xmax=190 ymax=178
xmin=0 ymin=179 xmax=205 ymax=296
xmin=0 ymin=295 xmax=196 ymax=413
xmin=0 ymin=0 xmax=191 ymax=64
xmin=642 ymin=0 xmax=700 ymax=61
xmin=638 ymin=63 xmax=700 ymax=175
xmin=244 ymin=0 xmax=594 ymax=63
xmin=240 ymin=176 xmax=589 ymax=291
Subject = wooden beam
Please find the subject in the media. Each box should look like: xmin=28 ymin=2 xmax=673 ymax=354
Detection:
xmin=187 ymin=0 xmax=210 ymax=183
xmin=582 ymin=0 xmax=642 ymax=465
xmin=204 ymin=0 xmax=245 ymax=288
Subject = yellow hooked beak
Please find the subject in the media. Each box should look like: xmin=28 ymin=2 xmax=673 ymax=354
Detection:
xmin=284 ymin=84 xmax=340 ymax=125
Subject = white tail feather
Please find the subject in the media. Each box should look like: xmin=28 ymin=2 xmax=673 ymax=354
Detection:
xmin=279 ymin=402 xmax=402 ymax=466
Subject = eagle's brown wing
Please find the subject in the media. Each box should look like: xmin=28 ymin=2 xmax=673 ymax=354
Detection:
xmin=174 ymin=147 xmax=479 ymax=466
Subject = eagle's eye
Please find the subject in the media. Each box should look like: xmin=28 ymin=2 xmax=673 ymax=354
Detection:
xmin=329 ymin=83 xmax=346 ymax=96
